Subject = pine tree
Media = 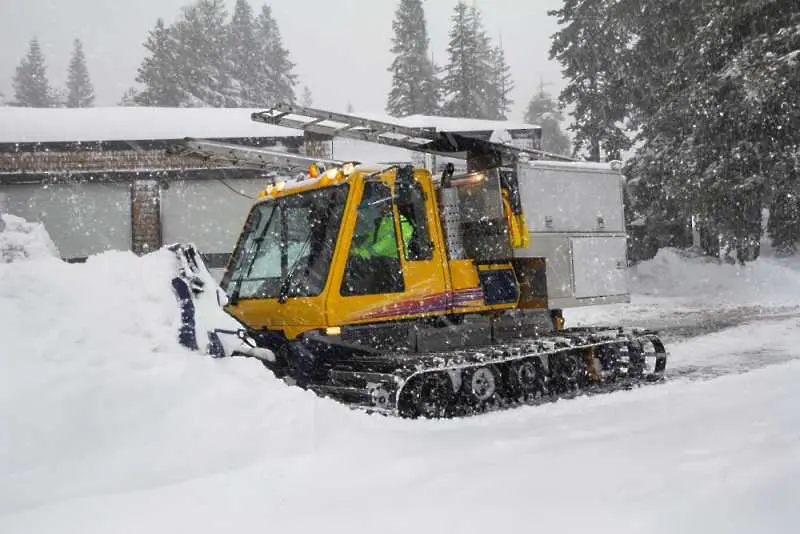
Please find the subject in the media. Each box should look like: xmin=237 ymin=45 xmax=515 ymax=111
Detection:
xmin=524 ymin=83 xmax=571 ymax=156
xmin=548 ymin=0 xmax=632 ymax=161
xmin=12 ymin=38 xmax=53 ymax=107
xmin=65 ymin=39 xmax=94 ymax=107
xmin=768 ymin=167 xmax=800 ymax=257
xmin=486 ymin=43 xmax=513 ymax=120
xmin=625 ymin=0 xmax=799 ymax=261
xmin=118 ymin=87 xmax=139 ymax=106
xmin=441 ymin=2 xmax=494 ymax=119
xmin=171 ymin=0 xmax=236 ymax=107
xmin=227 ymin=0 xmax=259 ymax=106
xmin=134 ymin=18 xmax=185 ymax=106
xmin=301 ymin=85 xmax=313 ymax=107
xmin=386 ymin=0 xmax=440 ymax=117
xmin=254 ymin=4 xmax=297 ymax=106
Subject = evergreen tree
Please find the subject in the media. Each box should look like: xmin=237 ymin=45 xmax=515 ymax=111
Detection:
xmin=524 ymin=83 xmax=571 ymax=156
xmin=548 ymin=0 xmax=632 ymax=161
xmin=132 ymin=1 xmax=298 ymax=108
xmin=65 ymin=39 xmax=94 ymax=107
xmin=12 ymin=38 xmax=53 ymax=107
xmin=227 ymin=0 xmax=260 ymax=106
xmin=134 ymin=18 xmax=185 ymax=106
xmin=254 ymin=4 xmax=297 ymax=106
xmin=625 ymin=0 xmax=799 ymax=261
xmin=768 ymin=166 xmax=800 ymax=257
xmin=386 ymin=0 xmax=440 ymax=117
xmin=486 ymin=42 xmax=513 ymax=120
xmin=171 ymin=0 xmax=236 ymax=107
xmin=301 ymin=85 xmax=313 ymax=107
xmin=441 ymin=2 xmax=494 ymax=119
xmin=118 ymin=87 xmax=139 ymax=106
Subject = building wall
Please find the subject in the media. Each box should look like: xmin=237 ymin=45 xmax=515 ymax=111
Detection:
xmin=2 ymin=181 xmax=132 ymax=258
xmin=0 ymin=136 xmax=299 ymax=263
xmin=161 ymin=178 xmax=267 ymax=266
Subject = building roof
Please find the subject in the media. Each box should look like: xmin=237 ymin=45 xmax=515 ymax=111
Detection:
xmin=0 ymin=106 xmax=540 ymax=145
xmin=0 ymin=106 xmax=301 ymax=144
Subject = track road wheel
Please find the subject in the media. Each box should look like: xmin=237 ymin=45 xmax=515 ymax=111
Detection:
xmin=400 ymin=372 xmax=453 ymax=419
xmin=462 ymin=365 xmax=503 ymax=412
xmin=551 ymin=353 xmax=586 ymax=395
xmin=596 ymin=344 xmax=622 ymax=382
xmin=510 ymin=359 xmax=547 ymax=401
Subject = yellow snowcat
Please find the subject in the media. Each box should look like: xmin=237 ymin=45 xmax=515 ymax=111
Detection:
xmin=169 ymin=104 xmax=667 ymax=418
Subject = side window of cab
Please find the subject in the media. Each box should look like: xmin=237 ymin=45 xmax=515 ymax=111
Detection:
xmin=340 ymin=182 xmax=405 ymax=296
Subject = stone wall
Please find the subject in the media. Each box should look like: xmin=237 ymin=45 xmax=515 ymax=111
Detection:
xmin=0 ymin=148 xmax=253 ymax=174
xmin=130 ymin=180 xmax=162 ymax=255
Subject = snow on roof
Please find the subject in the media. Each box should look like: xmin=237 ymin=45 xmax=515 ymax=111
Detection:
xmin=0 ymin=106 xmax=301 ymax=144
xmin=0 ymin=106 xmax=539 ymax=145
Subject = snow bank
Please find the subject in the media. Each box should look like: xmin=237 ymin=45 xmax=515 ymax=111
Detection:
xmin=0 ymin=240 xmax=341 ymax=516
xmin=0 ymin=213 xmax=60 ymax=263
xmin=629 ymin=247 xmax=800 ymax=308
xmin=1 ymin=220 xmax=800 ymax=533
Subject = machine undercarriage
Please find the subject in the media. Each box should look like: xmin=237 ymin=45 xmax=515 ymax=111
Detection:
xmin=265 ymin=323 xmax=667 ymax=419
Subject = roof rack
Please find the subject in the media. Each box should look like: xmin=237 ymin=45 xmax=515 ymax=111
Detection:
xmin=251 ymin=103 xmax=575 ymax=166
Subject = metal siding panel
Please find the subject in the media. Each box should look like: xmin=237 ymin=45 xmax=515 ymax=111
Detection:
xmin=518 ymin=235 xmax=574 ymax=300
xmin=571 ymin=237 xmax=628 ymax=298
xmin=518 ymin=165 xmax=624 ymax=233
xmin=161 ymin=179 xmax=266 ymax=254
xmin=3 ymin=182 xmax=131 ymax=258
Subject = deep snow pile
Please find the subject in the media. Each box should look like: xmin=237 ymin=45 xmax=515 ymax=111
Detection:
xmin=629 ymin=247 xmax=800 ymax=307
xmin=0 ymin=214 xmax=60 ymax=263
xmin=2 ymin=223 xmax=800 ymax=533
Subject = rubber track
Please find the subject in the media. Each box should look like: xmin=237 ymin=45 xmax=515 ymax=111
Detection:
xmin=347 ymin=327 xmax=667 ymax=419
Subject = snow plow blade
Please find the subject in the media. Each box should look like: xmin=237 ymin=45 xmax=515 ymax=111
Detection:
xmin=167 ymin=243 xmax=275 ymax=362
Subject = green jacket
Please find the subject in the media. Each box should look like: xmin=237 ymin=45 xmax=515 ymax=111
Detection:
xmin=354 ymin=214 xmax=412 ymax=259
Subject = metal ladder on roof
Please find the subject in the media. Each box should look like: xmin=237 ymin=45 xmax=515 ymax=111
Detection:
xmin=251 ymin=103 xmax=576 ymax=165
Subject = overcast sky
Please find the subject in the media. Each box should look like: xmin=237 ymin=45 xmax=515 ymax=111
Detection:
xmin=0 ymin=0 xmax=566 ymax=120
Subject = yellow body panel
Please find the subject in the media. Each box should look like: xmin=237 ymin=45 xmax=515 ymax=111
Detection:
xmin=326 ymin=168 xmax=451 ymax=325
xmin=224 ymin=166 xmax=518 ymax=340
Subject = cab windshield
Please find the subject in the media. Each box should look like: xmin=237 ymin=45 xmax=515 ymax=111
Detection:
xmin=222 ymin=184 xmax=348 ymax=301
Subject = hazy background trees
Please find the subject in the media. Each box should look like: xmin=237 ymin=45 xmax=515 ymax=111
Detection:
xmin=524 ymin=82 xmax=570 ymax=156
xmin=66 ymin=39 xmax=95 ymax=107
xmin=385 ymin=0 xmax=440 ymax=117
xmin=11 ymin=36 xmax=96 ymax=108
xmin=131 ymin=0 xmax=297 ymax=107
xmin=386 ymin=1 xmax=515 ymax=121
xmin=11 ymin=38 xmax=54 ymax=107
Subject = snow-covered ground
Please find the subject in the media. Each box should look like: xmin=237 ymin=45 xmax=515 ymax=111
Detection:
xmin=1 ymin=216 xmax=799 ymax=533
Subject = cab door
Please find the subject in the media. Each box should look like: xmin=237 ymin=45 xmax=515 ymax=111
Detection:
xmin=327 ymin=170 xmax=450 ymax=325
xmin=393 ymin=168 xmax=452 ymax=317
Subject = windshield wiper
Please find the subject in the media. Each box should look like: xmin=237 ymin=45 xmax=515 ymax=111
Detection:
xmin=229 ymin=207 xmax=278 ymax=304
xmin=277 ymin=233 xmax=312 ymax=304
